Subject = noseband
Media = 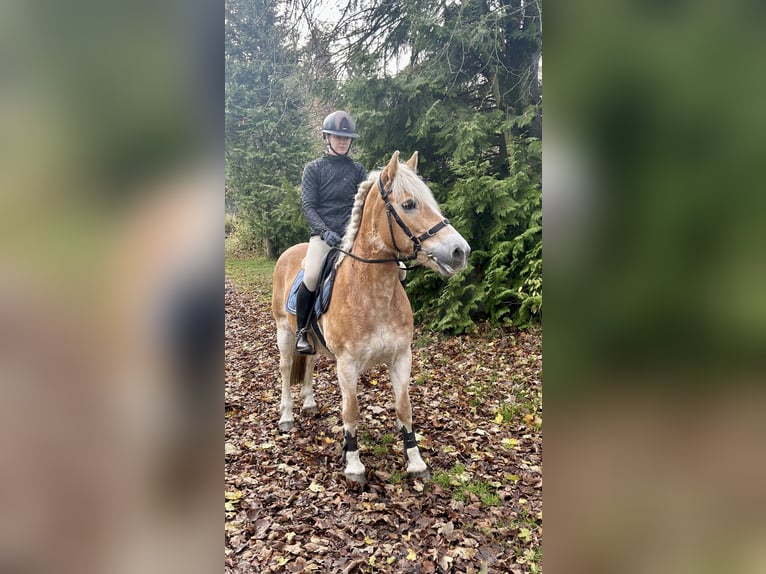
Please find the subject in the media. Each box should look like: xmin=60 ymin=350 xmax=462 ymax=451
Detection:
xmin=378 ymin=173 xmax=450 ymax=258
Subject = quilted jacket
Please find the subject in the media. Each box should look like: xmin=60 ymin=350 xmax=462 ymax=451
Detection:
xmin=301 ymin=154 xmax=367 ymax=237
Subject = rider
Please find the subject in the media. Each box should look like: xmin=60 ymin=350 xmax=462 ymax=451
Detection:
xmin=295 ymin=111 xmax=367 ymax=355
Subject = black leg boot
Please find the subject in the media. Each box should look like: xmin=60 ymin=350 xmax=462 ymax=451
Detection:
xmin=295 ymin=282 xmax=316 ymax=355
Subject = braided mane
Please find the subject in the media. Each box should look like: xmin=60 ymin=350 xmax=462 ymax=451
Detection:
xmin=335 ymin=171 xmax=378 ymax=267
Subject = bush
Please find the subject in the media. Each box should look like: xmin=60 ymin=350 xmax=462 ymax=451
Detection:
xmin=225 ymin=218 xmax=264 ymax=257
xmin=225 ymin=213 xmax=236 ymax=237
xmin=407 ymin=136 xmax=542 ymax=333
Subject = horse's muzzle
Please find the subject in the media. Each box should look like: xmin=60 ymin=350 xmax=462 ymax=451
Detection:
xmin=425 ymin=234 xmax=471 ymax=276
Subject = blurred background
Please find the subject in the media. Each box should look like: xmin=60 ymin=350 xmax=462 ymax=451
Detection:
xmin=0 ymin=1 xmax=220 ymax=573
xmin=544 ymin=0 xmax=766 ymax=572
xmin=2 ymin=0 xmax=765 ymax=571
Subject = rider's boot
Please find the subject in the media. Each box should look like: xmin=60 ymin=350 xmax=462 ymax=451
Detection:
xmin=295 ymin=282 xmax=316 ymax=355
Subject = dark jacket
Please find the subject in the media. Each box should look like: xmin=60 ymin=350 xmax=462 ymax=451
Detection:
xmin=301 ymin=154 xmax=367 ymax=236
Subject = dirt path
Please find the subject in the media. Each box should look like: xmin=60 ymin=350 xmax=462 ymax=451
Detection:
xmin=225 ymin=277 xmax=542 ymax=573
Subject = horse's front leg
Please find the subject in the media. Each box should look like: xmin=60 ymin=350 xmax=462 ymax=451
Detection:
xmin=390 ymin=348 xmax=428 ymax=478
xmin=336 ymin=357 xmax=365 ymax=483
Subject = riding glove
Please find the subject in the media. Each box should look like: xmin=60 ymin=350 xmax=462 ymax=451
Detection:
xmin=321 ymin=229 xmax=342 ymax=248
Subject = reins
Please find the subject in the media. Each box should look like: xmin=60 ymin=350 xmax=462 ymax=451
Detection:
xmin=333 ymin=247 xmax=415 ymax=265
xmin=333 ymin=172 xmax=450 ymax=268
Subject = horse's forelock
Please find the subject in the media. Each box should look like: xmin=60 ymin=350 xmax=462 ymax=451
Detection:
xmin=390 ymin=164 xmax=441 ymax=212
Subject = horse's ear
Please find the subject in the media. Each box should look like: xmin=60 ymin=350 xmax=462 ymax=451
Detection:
xmin=388 ymin=150 xmax=400 ymax=177
xmin=405 ymin=151 xmax=418 ymax=173
xmin=381 ymin=150 xmax=400 ymax=187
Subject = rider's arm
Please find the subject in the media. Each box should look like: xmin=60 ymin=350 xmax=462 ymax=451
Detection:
xmin=301 ymin=161 xmax=329 ymax=236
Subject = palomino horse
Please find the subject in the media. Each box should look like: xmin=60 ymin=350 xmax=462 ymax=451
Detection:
xmin=271 ymin=151 xmax=470 ymax=482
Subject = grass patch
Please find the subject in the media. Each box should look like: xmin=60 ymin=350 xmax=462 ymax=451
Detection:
xmin=497 ymin=401 xmax=518 ymax=423
xmin=225 ymin=254 xmax=275 ymax=297
xmin=512 ymin=507 xmax=541 ymax=530
xmin=494 ymin=387 xmax=542 ymax=427
xmin=467 ymin=380 xmax=492 ymax=413
xmin=363 ymin=432 xmax=396 ymax=456
xmin=499 ymin=509 xmax=542 ymax=573
xmin=431 ymin=463 xmax=501 ymax=507
xmin=455 ymin=481 xmax=501 ymax=506
xmin=389 ymin=470 xmax=406 ymax=484
xmin=413 ymin=332 xmax=434 ymax=348
xmin=359 ymin=431 xmax=374 ymax=445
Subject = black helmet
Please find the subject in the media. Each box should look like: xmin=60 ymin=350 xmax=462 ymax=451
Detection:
xmin=321 ymin=111 xmax=359 ymax=139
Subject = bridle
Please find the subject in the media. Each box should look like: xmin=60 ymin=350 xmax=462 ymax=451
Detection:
xmin=377 ymin=173 xmax=451 ymax=258
xmin=334 ymin=172 xmax=451 ymax=265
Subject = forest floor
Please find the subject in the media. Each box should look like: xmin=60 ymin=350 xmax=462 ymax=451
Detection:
xmin=225 ymin=263 xmax=542 ymax=574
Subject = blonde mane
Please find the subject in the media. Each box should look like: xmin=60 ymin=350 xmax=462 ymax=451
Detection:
xmin=336 ymin=162 xmax=442 ymax=268
xmin=336 ymin=173 xmax=376 ymax=267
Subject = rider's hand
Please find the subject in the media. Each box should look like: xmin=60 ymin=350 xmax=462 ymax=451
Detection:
xmin=321 ymin=229 xmax=342 ymax=248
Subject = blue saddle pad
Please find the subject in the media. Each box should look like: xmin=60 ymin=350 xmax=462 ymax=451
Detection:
xmin=285 ymin=266 xmax=335 ymax=319
xmin=286 ymin=270 xmax=304 ymax=315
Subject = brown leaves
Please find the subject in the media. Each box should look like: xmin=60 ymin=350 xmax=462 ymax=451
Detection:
xmin=225 ymin=277 xmax=542 ymax=573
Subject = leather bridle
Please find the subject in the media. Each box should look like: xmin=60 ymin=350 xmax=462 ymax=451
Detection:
xmin=333 ymin=172 xmax=452 ymax=266
xmin=377 ymin=173 xmax=451 ymax=259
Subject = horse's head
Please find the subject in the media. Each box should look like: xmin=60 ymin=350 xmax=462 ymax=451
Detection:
xmin=376 ymin=151 xmax=471 ymax=277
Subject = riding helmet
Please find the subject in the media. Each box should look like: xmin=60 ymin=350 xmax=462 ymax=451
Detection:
xmin=321 ymin=111 xmax=360 ymax=138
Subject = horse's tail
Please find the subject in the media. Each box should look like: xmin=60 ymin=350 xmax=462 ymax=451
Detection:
xmin=289 ymin=353 xmax=307 ymax=386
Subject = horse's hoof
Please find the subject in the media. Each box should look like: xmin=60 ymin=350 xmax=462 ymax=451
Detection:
xmin=344 ymin=472 xmax=367 ymax=485
xmin=409 ymin=469 xmax=431 ymax=482
xmin=278 ymin=421 xmax=294 ymax=433
xmin=301 ymin=406 xmax=320 ymax=417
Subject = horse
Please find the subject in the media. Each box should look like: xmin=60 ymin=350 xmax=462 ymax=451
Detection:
xmin=271 ymin=150 xmax=470 ymax=482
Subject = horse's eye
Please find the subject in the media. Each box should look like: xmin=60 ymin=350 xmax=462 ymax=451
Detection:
xmin=401 ymin=199 xmax=417 ymax=210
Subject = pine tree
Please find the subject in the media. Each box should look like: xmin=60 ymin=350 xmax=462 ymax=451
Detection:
xmin=335 ymin=0 xmax=542 ymax=330
xmin=225 ymin=0 xmax=318 ymax=256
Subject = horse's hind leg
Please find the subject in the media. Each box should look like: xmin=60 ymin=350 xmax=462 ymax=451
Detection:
xmin=390 ymin=349 xmax=428 ymax=477
xmin=276 ymin=320 xmax=318 ymax=430
xmin=276 ymin=322 xmax=296 ymax=432
xmin=300 ymin=354 xmax=319 ymax=417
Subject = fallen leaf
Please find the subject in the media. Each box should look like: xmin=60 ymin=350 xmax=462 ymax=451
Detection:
xmin=308 ymin=482 xmax=324 ymax=493
xmin=524 ymin=413 xmax=535 ymax=426
xmin=224 ymin=276 xmax=542 ymax=574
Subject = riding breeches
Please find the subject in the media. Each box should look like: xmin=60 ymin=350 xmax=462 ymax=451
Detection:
xmin=302 ymin=235 xmax=333 ymax=292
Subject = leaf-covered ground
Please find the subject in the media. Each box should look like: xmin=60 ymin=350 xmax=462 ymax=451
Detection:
xmin=225 ymin=276 xmax=542 ymax=573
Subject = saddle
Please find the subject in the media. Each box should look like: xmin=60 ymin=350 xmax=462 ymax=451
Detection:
xmin=286 ymin=249 xmax=340 ymax=348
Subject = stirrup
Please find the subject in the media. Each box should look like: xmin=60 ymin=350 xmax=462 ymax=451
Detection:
xmin=295 ymin=329 xmax=315 ymax=355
